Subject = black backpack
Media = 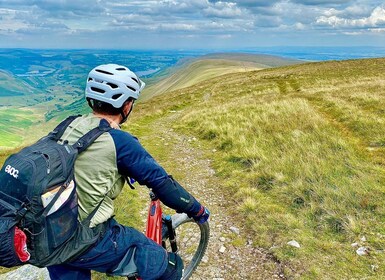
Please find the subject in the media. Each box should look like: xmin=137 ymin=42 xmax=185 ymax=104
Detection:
xmin=0 ymin=115 xmax=111 ymax=268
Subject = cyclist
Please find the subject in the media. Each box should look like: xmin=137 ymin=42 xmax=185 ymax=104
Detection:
xmin=47 ymin=64 xmax=210 ymax=280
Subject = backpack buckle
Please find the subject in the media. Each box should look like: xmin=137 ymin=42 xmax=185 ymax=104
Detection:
xmin=15 ymin=205 xmax=28 ymax=222
xmin=75 ymin=141 xmax=84 ymax=148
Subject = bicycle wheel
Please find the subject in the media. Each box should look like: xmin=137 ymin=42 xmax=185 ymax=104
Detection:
xmin=162 ymin=213 xmax=210 ymax=280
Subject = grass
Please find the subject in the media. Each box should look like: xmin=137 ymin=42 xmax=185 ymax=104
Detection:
xmin=2 ymin=56 xmax=385 ymax=278
xmin=140 ymin=57 xmax=265 ymax=101
xmin=0 ymin=70 xmax=36 ymax=98
xmin=0 ymin=107 xmax=41 ymax=148
xmin=127 ymin=57 xmax=385 ymax=278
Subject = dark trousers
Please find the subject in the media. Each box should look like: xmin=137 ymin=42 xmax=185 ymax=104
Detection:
xmin=47 ymin=219 xmax=168 ymax=280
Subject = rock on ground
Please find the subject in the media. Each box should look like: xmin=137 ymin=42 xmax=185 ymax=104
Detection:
xmin=0 ymin=265 xmax=49 ymax=280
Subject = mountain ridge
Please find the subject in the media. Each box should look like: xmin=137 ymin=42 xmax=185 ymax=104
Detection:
xmin=0 ymin=52 xmax=301 ymax=150
xmin=140 ymin=53 xmax=302 ymax=101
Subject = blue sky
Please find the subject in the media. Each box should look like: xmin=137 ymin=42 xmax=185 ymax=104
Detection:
xmin=0 ymin=0 xmax=384 ymax=49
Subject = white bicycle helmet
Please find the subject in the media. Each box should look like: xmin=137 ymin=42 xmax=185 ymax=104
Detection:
xmin=85 ymin=64 xmax=145 ymax=108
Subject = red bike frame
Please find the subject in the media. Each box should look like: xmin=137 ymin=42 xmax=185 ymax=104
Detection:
xmin=145 ymin=196 xmax=162 ymax=244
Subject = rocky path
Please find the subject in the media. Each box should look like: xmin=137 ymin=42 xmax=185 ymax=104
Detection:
xmin=149 ymin=111 xmax=286 ymax=280
xmin=0 ymin=111 xmax=286 ymax=280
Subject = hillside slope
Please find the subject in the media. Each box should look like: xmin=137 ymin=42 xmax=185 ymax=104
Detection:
xmin=127 ymin=57 xmax=385 ymax=279
xmin=140 ymin=53 xmax=301 ymax=101
xmin=0 ymin=71 xmax=36 ymax=100
xmin=0 ymin=53 xmax=299 ymax=150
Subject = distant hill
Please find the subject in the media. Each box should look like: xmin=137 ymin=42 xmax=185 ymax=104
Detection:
xmin=0 ymin=70 xmax=36 ymax=99
xmin=201 ymin=52 xmax=302 ymax=67
xmin=139 ymin=53 xmax=302 ymax=101
xmin=0 ymin=52 xmax=301 ymax=150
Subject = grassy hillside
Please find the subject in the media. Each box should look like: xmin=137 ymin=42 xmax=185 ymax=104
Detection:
xmin=0 ymin=71 xmax=88 ymax=149
xmin=1 ymin=56 xmax=385 ymax=279
xmin=0 ymin=53 xmax=299 ymax=150
xmin=140 ymin=53 xmax=301 ymax=101
xmin=0 ymin=70 xmax=36 ymax=98
xmin=127 ymin=57 xmax=385 ymax=279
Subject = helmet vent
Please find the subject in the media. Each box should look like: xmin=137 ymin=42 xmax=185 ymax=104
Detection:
xmin=95 ymin=69 xmax=113 ymax=75
xmin=112 ymin=94 xmax=122 ymax=100
xmin=106 ymin=82 xmax=118 ymax=89
xmin=126 ymin=85 xmax=136 ymax=92
xmin=116 ymin=67 xmax=126 ymax=71
xmin=131 ymin=77 xmax=139 ymax=84
xmin=91 ymin=87 xmax=105 ymax=94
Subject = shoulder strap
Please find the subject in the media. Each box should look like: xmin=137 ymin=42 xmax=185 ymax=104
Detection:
xmin=49 ymin=115 xmax=82 ymax=141
xmin=72 ymin=119 xmax=112 ymax=154
xmin=81 ymin=197 xmax=106 ymax=227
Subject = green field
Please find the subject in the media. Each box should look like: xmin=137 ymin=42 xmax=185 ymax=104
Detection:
xmin=0 ymin=70 xmax=87 ymax=150
xmin=0 ymin=107 xmax=39 ymax=148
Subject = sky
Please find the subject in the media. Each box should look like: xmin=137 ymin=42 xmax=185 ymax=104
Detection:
xmin=0 ymin=0 xmax=384 ymax=49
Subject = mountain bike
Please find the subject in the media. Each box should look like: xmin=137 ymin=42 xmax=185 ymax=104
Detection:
xmin=109 ymin=191 xmax=210 ymax=280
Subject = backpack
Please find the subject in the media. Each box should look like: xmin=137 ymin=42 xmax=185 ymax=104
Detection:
xmin=0 ymin=115 xmax=111 ymax=268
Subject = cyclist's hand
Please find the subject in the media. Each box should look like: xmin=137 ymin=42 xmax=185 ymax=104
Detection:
xmin=193 ymin=206 xmax=210 ymax=224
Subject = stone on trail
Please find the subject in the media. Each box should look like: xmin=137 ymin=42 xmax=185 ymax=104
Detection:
xmin=356 ymin=246 xmax=369 ymax=256
xmin=219 ymin=246 xmax=226 ymax=253
xmin=229 ymin=226 xmax=240 ymax=235
xmin=0 ymin=265 xmax=49 ymax=280
xmin=287 ymin=240 xmax=301 ymax=248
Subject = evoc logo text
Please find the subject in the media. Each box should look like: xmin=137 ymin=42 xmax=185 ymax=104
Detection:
xmin=4 ymin=165 xmax=19 ymax=179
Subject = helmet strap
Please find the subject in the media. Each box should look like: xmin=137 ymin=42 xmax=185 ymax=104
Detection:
xmin=119 ymin=100 xmax=135 ymax=125
xmin=120 ymin=110 xmax=128 ymax=125
xmin=87 ymin=98 xmax=94 ymax=109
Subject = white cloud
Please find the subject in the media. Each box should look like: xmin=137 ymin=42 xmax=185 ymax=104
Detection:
xmin=369 ymin=27 xmax=385 ymax=32
xmin=209 ymin=0 xmax=280 ymax=8
xmin=0 ymin=0 xmax=385 ymax=48
xmin=157 ymin=23 xmax=198 ymax=31
xmin=0 ymin=8 xmax=28 ymax=31
xmin=217 ymin=34 xmax=232 ymax=39
xmin=295 ymin=22 xmax=306 ymax=30
xmin=316 ymin=5 xmax=385 ymax=28
xmin=291 ymin=0 xmax=353 ymax=6
xmin=203 ymin=2 xmax=243 ymax=18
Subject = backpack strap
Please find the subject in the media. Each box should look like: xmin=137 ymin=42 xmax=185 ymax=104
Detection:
xmin=72 ymin=119 xmax=112 ymax=226
xmin=72 ymin=119 xmax=112 ymax=154
xmin=43 ymin=119 xmax=112 ymax=218
xmin=49 ymin=115 xmax=82 ymax=141
xmin=81 ymin=197 xmax=106 ymax=228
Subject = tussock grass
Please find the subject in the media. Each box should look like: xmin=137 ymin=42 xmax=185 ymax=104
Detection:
xmin=132 ymin=58 xmax=385 ymax=278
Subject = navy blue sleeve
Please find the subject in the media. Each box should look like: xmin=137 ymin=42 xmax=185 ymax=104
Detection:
xmin=109 ymin=129 xmax=202 ymax=216
xmin=109 ymin=129 xmax=168 ymax=188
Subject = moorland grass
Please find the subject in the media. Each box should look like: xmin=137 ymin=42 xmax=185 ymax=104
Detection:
xmin=140 ymin=58 xmax=263 ymax=101
xmin=1 ymin=57 xmax=385 ymax=279
xmin=128 ymin=58 xmax=385 ymax=278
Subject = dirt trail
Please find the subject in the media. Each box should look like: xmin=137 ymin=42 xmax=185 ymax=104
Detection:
xmin=152 ymin=111 xmax=285 ymax=280
xmin=0 ymin=110 xmax=286 ymax=280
